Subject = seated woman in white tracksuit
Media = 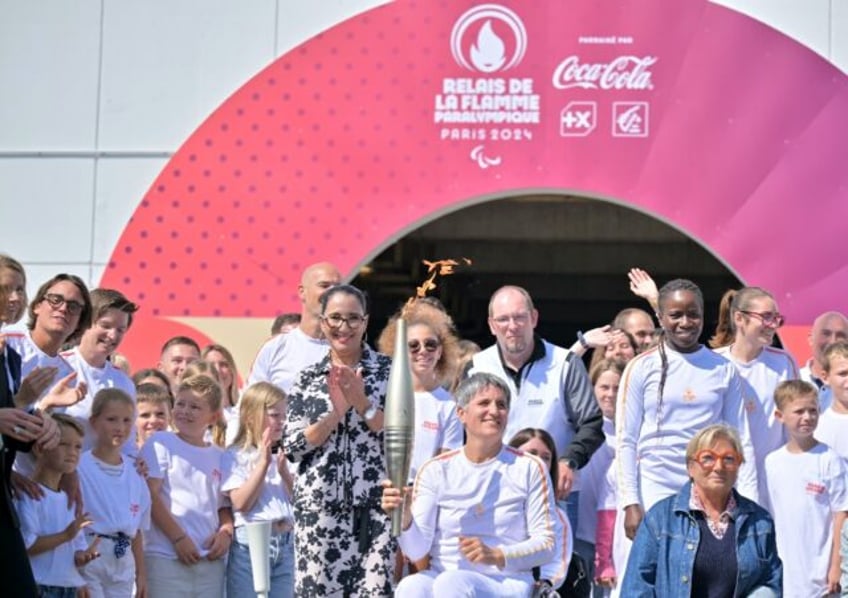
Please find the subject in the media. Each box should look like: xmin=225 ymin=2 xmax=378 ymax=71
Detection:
xmin=381 ymin=373 xmax=560 ymax=598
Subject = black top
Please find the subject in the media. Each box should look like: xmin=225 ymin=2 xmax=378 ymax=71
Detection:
xmin=691 ymin=513 xmax=738 ymax=598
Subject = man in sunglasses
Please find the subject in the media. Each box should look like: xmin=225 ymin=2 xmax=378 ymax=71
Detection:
xmin=248 ymin=262 xmax=342 ymax=393
xmin=467 ymin=285 xmax=603 ymax=532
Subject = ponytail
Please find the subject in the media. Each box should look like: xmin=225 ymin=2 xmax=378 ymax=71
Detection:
xmin=709 ymin=289 xmax=737 ymax=348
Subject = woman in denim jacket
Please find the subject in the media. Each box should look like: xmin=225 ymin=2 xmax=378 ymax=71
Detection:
xmin=622 ymin=424 xmax=782 ymax=597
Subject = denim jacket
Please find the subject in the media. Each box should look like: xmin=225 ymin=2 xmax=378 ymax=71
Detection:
xmin=621 ymin=483 xmax=782 ymax=597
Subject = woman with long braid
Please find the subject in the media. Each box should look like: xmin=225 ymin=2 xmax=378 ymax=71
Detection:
xmin=614 ymin=279 xmax=758 ymax=590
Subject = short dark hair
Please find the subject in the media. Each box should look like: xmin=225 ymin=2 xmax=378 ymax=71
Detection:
xmin=90 ymin=288 xmax=140 ymax=328
xmin=319 ymin=284 xmax=368 ymax=314
xmin=132 ymin=368 xmax=172 ymax=391
xmin=271 ymin=312 xmax=301 ymax=335
xmin=160 ymin=335 xmax=201 ymax=357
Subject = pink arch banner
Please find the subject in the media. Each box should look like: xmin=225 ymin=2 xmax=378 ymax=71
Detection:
xmin=102 ymin=0 xmax=848 ymax=367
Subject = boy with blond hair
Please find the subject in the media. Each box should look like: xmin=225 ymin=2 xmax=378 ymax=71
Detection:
xmin=766 ymin=380 xmax=848 ymax=596
xmin=141 ymin=375 xmax=233 ymax=598
xmin=815 ymin=341 xmax=848 ymax=458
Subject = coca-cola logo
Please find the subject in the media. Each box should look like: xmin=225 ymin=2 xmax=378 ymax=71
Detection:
xmin=552 ymin=55 xmax=657 ymax=90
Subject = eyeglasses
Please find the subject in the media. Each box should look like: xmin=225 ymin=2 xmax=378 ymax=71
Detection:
xmin=692 ymin=449 xmax=743 ymax=470
xmin=739 ymin=310 xmax=785 ymax=328
xmin=43 ymin=293 xmax=85 ymax=316
xmin=408 ymin=339 xmax=440 ymax=354
xmin=491 ymin=312 xmax=531 ymax=327
xmin=322 ymin=313 xmax=366 ymax=329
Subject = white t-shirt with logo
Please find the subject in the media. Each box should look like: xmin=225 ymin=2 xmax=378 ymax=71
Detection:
xmin=5 ymin=330 xmax=75 ymax=392
xmin=714 ymin=345 xmax=797 ymax=505
xmin=78 ymin=451 xmax=151 ymax=537
xmin=141 ymin=431 xmax=226 ymax=559
xmin=617 ymin=345 xmax=757 ymax=510
xmin=15 ymin=485 xmax=88 ymax=588
xmin=60 ymin=347 xmax=138 ymax=453
xmin=408 ymin=386 xmax=463 ymax=482
xmin=765 ymin=443 xmax=848 ymax=598
xmin=221 ymin=446 xmax=293 ymax=529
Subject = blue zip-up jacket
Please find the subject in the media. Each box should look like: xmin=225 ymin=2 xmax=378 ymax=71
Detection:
xmin=622 ymin=483 xmax=782 ymax=597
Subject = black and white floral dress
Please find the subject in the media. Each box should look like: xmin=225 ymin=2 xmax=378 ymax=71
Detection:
xmin=284 ymin=345 xmax=395 ymax=597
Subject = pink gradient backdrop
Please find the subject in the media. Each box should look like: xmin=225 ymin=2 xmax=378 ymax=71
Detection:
xmin=102 ymin=0 xmax=848 ymax=366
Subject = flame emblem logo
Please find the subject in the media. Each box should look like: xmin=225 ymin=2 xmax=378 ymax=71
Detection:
xmin=451 ymin=4 xmax=527 ymax=73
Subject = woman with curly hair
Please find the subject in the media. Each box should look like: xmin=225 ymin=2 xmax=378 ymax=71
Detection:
xmin=377 ymin=299 xmax=464 ymax=482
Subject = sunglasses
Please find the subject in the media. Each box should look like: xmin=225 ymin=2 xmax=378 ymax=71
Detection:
xmin=739 ymin=310 xmax=785 ymax=328
xmin=692 ymin=449 xmax=743 ymax=470
xmin=407 ymin=339 xmax=440 ymax=354
xmin=43 ymin=293 xmax=85 ymax=316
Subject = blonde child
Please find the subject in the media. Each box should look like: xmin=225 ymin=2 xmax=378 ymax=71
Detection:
xmin=222 ymin=382 xmax=295 ymax=597
xmin=815 ymin=342 xmax=848 ymax=458
xmin=15 ymin=413 xmax=101 ymax=597
xmin=180 ymin=360 xmax=227 ymax=447
xmin=78 ymin=389 xmax=151 ymax=597
xmin=135 ymin=383 xmax=172 ymax=449
xmin=765 ymin=379 xmax=848 ymax=596
xmin=141 ymin=374 xmax=233 ymax=598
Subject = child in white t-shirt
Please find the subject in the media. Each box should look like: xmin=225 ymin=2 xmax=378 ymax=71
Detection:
xmin=134 ymin=383 xmax=173 ymax=450
xmin=222 ymin=382 xmax=295 ymax=598
xmin=141 ymin=375 xmax=233 ymax=598
xmin=765 ymin=380 xmax=848 ymax=597
xmin=818 ymin=341 xmax=848 ymax=593
xmin=815 ymin=342 xmax=848 ymax=459
xmin=78 ymin=389 xmax=151 ymax=597
xmin=15 ymin=414 xmax=101 ymax=597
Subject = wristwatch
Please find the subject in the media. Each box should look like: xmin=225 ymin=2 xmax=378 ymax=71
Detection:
xmin=576 ymin=330 xmax=590 ymax=350
xmin=362 ymin=404 xmax=378 ymax=422
xmin=561 ymin=457 xmax=578 ymax=470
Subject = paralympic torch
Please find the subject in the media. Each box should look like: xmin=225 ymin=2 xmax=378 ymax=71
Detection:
xmin=383 ymin=257 xmax=471 ymax=537
xmin=383 ymin=316 xmax=415 ymax=537
xmin=245 ymin=520 xmax=271 ymax=598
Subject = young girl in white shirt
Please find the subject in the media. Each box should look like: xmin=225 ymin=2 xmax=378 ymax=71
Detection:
xmin=222 ymin=382 xmax=295 ymax=598
xmin=709 ymin=286 xmax=798 ymax=505
xmin=141 ymin=374 xmax=233 ymax=598
xmin=78 ymin=388 xmax=151 ymax=598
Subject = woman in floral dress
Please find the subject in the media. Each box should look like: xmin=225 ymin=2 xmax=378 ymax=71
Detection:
xmin=284 ymin=284 xmax=395 ymax=596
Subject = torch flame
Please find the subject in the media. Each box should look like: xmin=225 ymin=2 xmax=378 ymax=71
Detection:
xmin=402 ymin=258 xmax=473 ymax=317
